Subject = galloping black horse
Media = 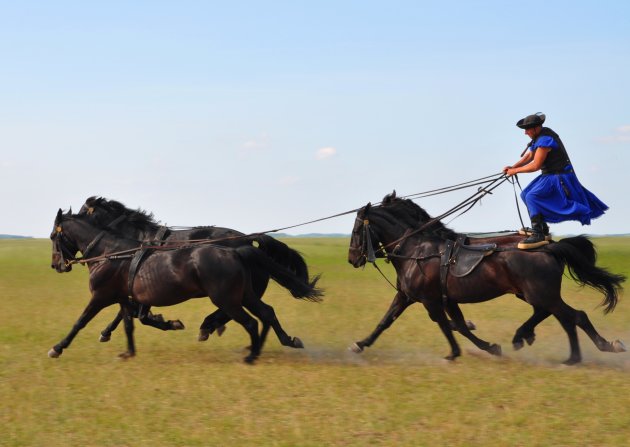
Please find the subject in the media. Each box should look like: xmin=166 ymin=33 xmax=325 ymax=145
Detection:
xmin=348 ymin=192 xmax=626 ymax=364
xmin=49 ymin=209 xmax=322 ymax=363
xmin=78 ymin=196 xmax=312 ymax=349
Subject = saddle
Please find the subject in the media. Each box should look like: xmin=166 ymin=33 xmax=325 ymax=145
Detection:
xmin=439 ymin=235 xmax=496 ymax=302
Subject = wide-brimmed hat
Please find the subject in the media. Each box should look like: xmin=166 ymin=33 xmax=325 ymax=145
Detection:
xmin=516 ymin=112 xmax=546 ymax=129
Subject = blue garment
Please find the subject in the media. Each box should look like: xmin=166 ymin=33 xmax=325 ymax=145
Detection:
xmin=521 ymin=128 xmax=607 ymax=225
xmin=521 ymin=166 xmax=608 ymax=224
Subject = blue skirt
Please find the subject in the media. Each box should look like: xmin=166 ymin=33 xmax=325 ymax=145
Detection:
xmin=520 ymin=166 xmax=608 ymax=225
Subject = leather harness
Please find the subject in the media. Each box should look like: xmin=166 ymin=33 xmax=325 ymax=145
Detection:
xmin=439 ymin=235 xmax=496 ymax=304
xmin=127 ymin=226 xmax=171 ymax=299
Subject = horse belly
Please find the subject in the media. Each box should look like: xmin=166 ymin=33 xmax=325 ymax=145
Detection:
xmin=448 ymin=262 xmax=515 ymax=302
xmin=131 ymin=255 xmax=206 ymax=306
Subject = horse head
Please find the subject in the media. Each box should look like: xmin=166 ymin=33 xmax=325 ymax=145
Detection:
xmin=50 ymin=209 xmax=79 ymax=273
xmin=348 ymin=202 xmax=382 ymax=268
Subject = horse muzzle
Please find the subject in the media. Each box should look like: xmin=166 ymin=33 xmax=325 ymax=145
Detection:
xmin=347 ymin=248 xmax=366 ymax=268
xmin=51 ymin=254 xmax=72 ymax=273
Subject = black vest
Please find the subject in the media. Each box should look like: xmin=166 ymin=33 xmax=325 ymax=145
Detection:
xmin=532 ymin=127 xmax=572 ymax=174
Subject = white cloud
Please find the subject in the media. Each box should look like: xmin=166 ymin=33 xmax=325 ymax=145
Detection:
xmin=277 ymin=175 xmax=299 ymax=186
xmin=597 ymin=125 xmax=630 ymax=144
xmin=315 ymin=146 xmax=337 ymax=160
xmin=240 ymin=133 xmax=271 ymax=155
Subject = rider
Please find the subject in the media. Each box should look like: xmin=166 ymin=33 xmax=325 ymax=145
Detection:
xmin=503 ymin=112 xmax=608 ymax=250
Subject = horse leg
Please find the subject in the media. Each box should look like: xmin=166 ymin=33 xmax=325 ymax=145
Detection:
xmin=220 ymin=305 xmax=260 ymax=364
xmin=49 ymin=297 xmax=111 ymax=358
xmin=550 ymin=300 xmax=582 ymax=365
xmin=198 ymin=310 xmax=230 ymax=341
xmin=119 ymin=304 xmax=136 ymax=359
xmin=350 ymin=292 xmax=412 ymax=353
xmin=512 ymin=305 xmax=551 ymax=350
xmin=136 ymin=304 xmax=185 ymax=331
xmin=246 ymin=299 xmax=303 ymax=350
xmin=423 ymin=300 xmax=461 ymax=361
xmin=100 ymin=303 xmax=183 ymax=342
xmin=446 ymin=302 xmax=501 ymax=356
xmin=574 ymin=309 xmax=626 ymax=353
xmin=100 ymin=309 xmax=123 ymax=342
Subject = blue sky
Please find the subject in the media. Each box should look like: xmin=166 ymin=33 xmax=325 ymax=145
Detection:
xmin=2 ymin=1 xmax=629 ymax=237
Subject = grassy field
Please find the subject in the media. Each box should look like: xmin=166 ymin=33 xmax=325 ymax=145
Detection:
xmin=1 ymin=237 xmax=630 ymax=446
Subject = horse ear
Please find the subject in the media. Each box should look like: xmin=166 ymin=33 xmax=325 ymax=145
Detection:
xmin=391 ymin=190 xmax=396 ymax=199
xmin=56 ymin=208 xmax=63 ymax=223
xmin=364 ymin=202 xmax=371 ymax=213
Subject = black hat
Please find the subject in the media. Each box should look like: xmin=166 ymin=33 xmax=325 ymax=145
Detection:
xmin=516 ymin=112 xmax=546 ymax=129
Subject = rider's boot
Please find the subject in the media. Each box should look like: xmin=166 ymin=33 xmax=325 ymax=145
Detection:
xmin=519 ymin=222 xmax=552 ymax=241
xmin=517 ymin=215 xmax=550 ymax=250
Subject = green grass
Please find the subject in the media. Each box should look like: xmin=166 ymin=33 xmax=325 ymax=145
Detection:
xmin=1 ymin=237 xmax=630 ymax=446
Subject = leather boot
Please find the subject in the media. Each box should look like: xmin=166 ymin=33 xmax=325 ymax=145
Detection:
xmin=518 ymin=215 xmax=550 ymax=249
xmin=541 ymin=221 xmax=552 ymax=241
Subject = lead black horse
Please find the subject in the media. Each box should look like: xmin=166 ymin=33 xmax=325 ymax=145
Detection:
xmin=78 ymin=196 xmax=312 ymax=349
xmin=348 ymin=192 xmax=626 ymax=364
xmin=49 ymin=209 xmax=322 ymax=363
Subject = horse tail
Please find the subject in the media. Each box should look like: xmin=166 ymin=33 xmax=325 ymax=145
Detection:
xmin=236 ymin=245 xmax=323 ymax=302
xmin=251 ymin=234 xmax=310 ymax=283
xmin=547 ymin=236 xmax=626 ymax=314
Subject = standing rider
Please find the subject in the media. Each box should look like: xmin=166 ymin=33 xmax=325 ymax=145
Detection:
xmin=503 ymin=112 xmax=608 ymax=250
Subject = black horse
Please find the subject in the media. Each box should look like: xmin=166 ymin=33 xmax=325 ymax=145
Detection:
xmin=78 ymin=196 xmax=311 ymax=349
xmin=348 ymin=192 xmax=626 ymax=364
xmin=49 ymin=209 xmax=322 ymax=363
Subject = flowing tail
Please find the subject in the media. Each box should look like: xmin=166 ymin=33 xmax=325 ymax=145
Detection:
xmin=250 ymin=234 xmax=310 ymax=283
xmin=236 ymin=245 xmax=323 ymax=301
xmin=548 ymin=236 xmax=626 ymax=313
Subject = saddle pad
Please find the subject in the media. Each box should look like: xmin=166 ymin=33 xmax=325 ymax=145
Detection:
xmin=450 ymin=244 xmax=495 ymax=277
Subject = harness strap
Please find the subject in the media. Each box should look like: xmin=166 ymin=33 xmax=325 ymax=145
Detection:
xmin=364 ymin=221 xmax=377 ymax=263
xmin=440 ymin=240 xmax=455 ymax=305
xmin=127 ymin=226 xmax=170 ymax=300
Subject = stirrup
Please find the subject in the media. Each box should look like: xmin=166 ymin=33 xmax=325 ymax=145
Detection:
xmin=519 ymin=228 xmax=551 ymax=241
xmin=517 ymin=238 xmax=550 ymax=250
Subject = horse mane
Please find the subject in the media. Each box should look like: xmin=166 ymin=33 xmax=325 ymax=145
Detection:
xmin=83 ymin=196 xmax=162 ymax=232
xmin=380 ymin=191 xmax=459 ymax=240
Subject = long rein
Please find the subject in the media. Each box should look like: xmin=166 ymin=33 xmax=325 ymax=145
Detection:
xmin=68 ymin=172 xmax=518 ymax=267
xmin=361 ymin=173 xmax=523 ymax=290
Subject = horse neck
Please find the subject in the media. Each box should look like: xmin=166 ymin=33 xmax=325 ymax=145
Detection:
xmin=67 ymin=220 xmax=137 ymax=257
xmin=118 ymin=220 xmax=156 ymax=241
xmin=96 ymin=210 xmax=157 ymax=241
xmin=369 ymin=212 xmax=416 ymax=251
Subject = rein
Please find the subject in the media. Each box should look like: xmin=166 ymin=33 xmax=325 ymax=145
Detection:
xmin=370 ymin=173 xmax=510 ymax=258
xmin=66 ymin=172 xmax=511 ymax=267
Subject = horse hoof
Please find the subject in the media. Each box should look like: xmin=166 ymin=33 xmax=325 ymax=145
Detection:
xmin=466 ymin=320 xmax=476 ymax=331
xmin=171 ymin=320 xmax=185 ymax=330
xmin=48 ymin=348 xmax=61 ymax=358
xmin=243 ymin=355 xmax=257 ymax=364
xmin=216 ymin=325 xmax=226 ymax=337
xmin=562 ymin=357 xmax=581 ymax=366
xmin=444 ymin=354 xmax=458 ymax=361
xmin=525 ymin=335 xmax=536 ymax=346
xmin=292 ymin=337 xmax=304 ymax=349
xmin=99 ymin=333 xmax=111 ymax=342
xmin=118 ymin=351 xmax=135 ymax=360
xmin=198 ymin=329 xmax=210 ymax=342
xmin=489 ymin=344 xmax=502 ymax=356
xmin=513 ymin=340 xmax=524 ymax=351
xmin=349 ymin=343 xmax=364 ymax=354
xmin=612 ymin=340 xmax=627 ymax=353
